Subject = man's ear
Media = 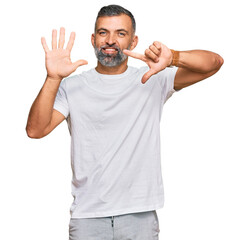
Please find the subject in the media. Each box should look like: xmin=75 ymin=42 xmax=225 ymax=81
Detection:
xmin=91 ymin=33 xmax=95 ymax=47
xmin=130 ymin=35 xmax=138 ymax=51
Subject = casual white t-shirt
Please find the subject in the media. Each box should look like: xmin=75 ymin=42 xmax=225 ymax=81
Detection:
xmin=53 ymin=65 xmax=178 ymax=218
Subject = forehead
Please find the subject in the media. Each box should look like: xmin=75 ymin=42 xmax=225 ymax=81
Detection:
xmin=96 ymin=14 xmax=133 ymax=32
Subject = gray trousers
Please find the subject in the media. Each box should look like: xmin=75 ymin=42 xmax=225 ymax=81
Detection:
xmin=69 ymin=210 xmax=160 ymax=240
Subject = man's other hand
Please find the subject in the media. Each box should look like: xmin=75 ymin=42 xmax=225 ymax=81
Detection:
xmin=123 ymin=41 xmax=173 ymax=84
xmin=41 ymin=27 xmax=88 ymax=81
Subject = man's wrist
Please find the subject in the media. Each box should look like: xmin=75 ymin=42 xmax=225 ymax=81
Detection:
xmin=46 ymin=75 xmax=63 ymax=82
xmin=170 ymin=49 xmax=180 ymax=67
xmin=45 ymin=75 xmax=63 ymax=92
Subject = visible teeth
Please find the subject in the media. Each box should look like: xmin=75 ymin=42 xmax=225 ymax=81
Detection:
xmin=102 ymin=48 xmax=117 ymax=55
xmin=105 ymin=48 xmax=116 ymax=51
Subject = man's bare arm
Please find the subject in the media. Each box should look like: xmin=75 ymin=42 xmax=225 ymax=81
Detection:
xmin=26 ymin=77 xmax=65 ymax=138
xmin=26 ymin=27 xmax=87 ymax=138
xmin=123 ymin=42 xmax=223 ymax=87
xmin=174 ymin=50 xmax=224 ymax=90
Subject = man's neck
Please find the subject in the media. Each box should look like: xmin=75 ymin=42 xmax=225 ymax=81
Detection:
xmin=95 ymin=60 xmax=128 ymax=75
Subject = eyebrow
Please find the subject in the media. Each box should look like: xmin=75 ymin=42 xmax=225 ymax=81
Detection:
xmin=96 ymin=28 xmax=108 ymax=32
xmin=116 ymin=29 xmax=129 ymax=33
xmin=97 ymin=28 xmax=129 ymax=34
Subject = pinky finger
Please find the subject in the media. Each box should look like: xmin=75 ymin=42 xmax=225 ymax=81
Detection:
xmin=41 ymin=37 xmax=50 ymax=53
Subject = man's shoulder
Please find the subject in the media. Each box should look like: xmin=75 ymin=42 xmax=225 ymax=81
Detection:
xmin=62 ymin=68 xmax=94 ymax=84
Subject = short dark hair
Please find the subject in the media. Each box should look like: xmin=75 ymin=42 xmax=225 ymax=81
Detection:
xmin=95 ymin=4 xmax=136 ymax=33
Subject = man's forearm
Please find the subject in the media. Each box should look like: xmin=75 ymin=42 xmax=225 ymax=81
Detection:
xmin=26 ymin=76 xmax=62 ymax=137
xmin=173 ymin=50 xmax=223 ymax=73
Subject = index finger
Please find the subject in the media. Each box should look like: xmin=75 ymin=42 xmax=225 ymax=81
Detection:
xmin=123 ymin=49 xmax=147 ymax=62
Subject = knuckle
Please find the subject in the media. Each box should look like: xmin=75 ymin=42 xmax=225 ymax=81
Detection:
xmin=145 ymin=49 xmax=150 ymax=55
xmin=154 ymin=41 xmax=161 ymax=48
xmin=149 ymin=45 xmax=154 ymax=51
xmin=149 ymin=45 xmax=160 ymax=56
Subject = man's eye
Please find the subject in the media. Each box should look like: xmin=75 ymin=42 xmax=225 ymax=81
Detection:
xmin=99 ymin=32 xmax=106 ymax=35
xmin=119 ymin=32 xmax=126 ymax=37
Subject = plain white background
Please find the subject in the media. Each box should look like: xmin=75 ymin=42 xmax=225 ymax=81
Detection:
xmin=0 ymin=0 xmax=248 ymax=239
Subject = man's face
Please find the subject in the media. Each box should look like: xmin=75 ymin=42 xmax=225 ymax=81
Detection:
xmin=92 ymin=14 xmax=137 ymax=67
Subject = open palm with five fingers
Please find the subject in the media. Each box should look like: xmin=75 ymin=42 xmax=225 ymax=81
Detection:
xmin=41 ymin=27 xmax=88 ymax=81
xmin=123 ymin=41 xmax=173 ymax=84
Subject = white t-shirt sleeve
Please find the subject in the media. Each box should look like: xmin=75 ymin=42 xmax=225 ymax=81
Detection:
xmin=157 ymin=66 xmax=178 ymax=104
xmin=53 ymin=79 xmax=69 ymax=118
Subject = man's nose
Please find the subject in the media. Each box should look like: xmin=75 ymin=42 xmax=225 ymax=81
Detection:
xmin=105 ymin=33 xmax=116 ymax=45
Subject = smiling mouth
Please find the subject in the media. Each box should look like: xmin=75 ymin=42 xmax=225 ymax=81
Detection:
xmin=101 ymin=47 xmax=118 ymax=55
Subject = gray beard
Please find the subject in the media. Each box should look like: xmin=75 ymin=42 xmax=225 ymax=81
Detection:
xmin=94 ymin=44 xmax=130 ymax=67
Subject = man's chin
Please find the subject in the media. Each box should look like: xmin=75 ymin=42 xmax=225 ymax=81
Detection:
xmin=96 ymin=53 xmax=127 ymax=67
xmin=102 ymin=52 xmax=118 ymax=58
xmin=101 ymin=62 xmax=121 ymax=67
xmin=99 ymin=59 xmax=123 ymax=67
xmin=100 ymin=57 xmax=118 ymax=66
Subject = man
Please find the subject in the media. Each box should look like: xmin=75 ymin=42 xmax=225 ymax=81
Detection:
xmin=26 ymin=4 xmax=223 ymax=240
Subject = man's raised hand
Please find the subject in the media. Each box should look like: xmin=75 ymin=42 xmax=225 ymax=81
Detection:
xmin=41 ymin=27 xmax=88 ymax=81
xmin=123 ymin=41 xmax=173 ymax=84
